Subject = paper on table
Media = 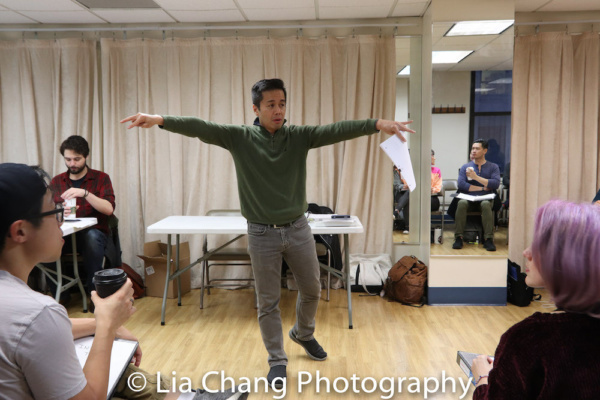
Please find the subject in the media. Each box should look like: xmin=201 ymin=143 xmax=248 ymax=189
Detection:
xmin=379 ymin=135 xmax=416 ymax=192
xmin=456 ymin=193 xmax=496 ymax=202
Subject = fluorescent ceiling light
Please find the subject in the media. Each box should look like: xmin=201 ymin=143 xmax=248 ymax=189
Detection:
xmin=432 ymin=51 xmax=473 ymax=64
xmin=397 ymin=66 xmax=410 ymax=76
xmin=489 ymin=77 xmax=512 ymax=84
xmin=475 ymin=88 xmax=495 ymax=93
xmin=445 ymin=20 xmax=514 ymax=36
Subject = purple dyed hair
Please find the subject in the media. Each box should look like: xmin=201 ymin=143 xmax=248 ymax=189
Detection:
xmin=531 ymin=200 xmax=600 ymax=317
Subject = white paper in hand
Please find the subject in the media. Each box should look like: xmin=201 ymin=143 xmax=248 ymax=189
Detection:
xmin=380 ymin=135 xmax=416 ymax=192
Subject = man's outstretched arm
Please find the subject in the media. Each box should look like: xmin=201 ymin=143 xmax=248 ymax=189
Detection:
xmin=121 ymin=113 xmax=164 ymax=129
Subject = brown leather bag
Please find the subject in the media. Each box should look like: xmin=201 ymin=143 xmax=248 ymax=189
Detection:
xmin=384 ymin=256 xmax=427 ymax=306
xmin=117 ymin=263 xmax=145 ymax=299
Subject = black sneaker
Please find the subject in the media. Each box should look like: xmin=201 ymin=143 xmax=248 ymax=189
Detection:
xmin=267 ymin=365 xmax=286 ymax=390
xmin=452 ymin=237 xmax=463 ymax=249
xmin=289 ymin=329 xmax=327 ymax=361
xmin=484 ymin=238 xmax=496 ymax=252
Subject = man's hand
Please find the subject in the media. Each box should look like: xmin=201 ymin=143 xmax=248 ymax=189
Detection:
xmin=91 ymin=279 xmax=136 ymax=334
xmin=466 ymin=168 xmax=477 ymax=180
xmin=376 ymin=119 xmax=416 ymax=142
xmin=120 ymin=113 xmax=164 ymax=129
xmin=116 ymin=326 xmax=142 ymax=366
xmin=61 ymin=188 xmax=86 ymax=200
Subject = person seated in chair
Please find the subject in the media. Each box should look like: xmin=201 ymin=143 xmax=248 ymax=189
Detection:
xmin=0 ymin=163 xmax=181 ymax=400
xmin=431 ymin=149 xmax=442 ymax=212
xmin=394 ymin=166 xmax=410 ymax=233
xmin=452 ymin=139 xmax=500 ymax=251
xmin=49 ymin=135 xmax=117 ymax=294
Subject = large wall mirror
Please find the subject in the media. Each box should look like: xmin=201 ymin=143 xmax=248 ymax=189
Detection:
xmin=393 ymin=0 xmax=514 ymax=255
xmin=429 ymin=9 xmax=514 ymax=255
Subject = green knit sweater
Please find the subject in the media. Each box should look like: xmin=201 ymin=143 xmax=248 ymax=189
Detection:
xmin=161 ymin=116 xmax=378 ymax=225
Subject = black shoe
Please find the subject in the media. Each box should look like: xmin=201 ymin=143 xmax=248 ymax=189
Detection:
xmin=484 ymin=238 xmax=496 ymax=251
xmin=267 ymin=365 xmax=286 ymax=389
xmin=452 ymin=237 xmax=463 ymax=249
xmin=289 ymin=329 xmax=327 ymax=361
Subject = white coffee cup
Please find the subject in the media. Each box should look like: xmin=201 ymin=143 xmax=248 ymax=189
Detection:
xmin=435 ymin=228 xmax=442 ymax=244
xmin=65 ymin=198 xmax=76 ymax=219
xmin=466 ymin=166 xmax=474 ymax=181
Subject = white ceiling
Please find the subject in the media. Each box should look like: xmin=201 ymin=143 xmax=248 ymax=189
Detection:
xmin=0 ymin=0 xmax=599 ymax=72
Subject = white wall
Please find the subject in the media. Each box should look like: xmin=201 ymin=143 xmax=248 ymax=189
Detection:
xmin=432 ymin=71 xmax=471 ymax=181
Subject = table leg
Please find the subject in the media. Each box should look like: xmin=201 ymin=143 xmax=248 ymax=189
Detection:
xmin=161 ymin=234 xmax=171 ymax=326
xmin=176 ymin=234 xmax=182 ymax=306
xmin=344 ymin=233 xmax=353 ymax=329
xmin=71 ymin=234 xmax=87 ymax=313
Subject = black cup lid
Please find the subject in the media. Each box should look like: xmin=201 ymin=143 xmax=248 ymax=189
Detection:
xmin=93 ymin=268 xmax=126 ymax=283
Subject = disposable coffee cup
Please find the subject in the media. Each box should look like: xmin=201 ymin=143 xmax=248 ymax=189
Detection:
xmin=93 ymin=268 xmax=127 ymax=298
xmin=65 ymin=198 xmax=77 ymax=219
xmin=466 ymin=166 xmax=474 ymax=181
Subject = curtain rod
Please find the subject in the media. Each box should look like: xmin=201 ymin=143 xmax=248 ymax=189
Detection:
xmin=515 ymin=19 xmax=600 ymax=26
xmin=0 ymin=22 xmax=418 ymax=33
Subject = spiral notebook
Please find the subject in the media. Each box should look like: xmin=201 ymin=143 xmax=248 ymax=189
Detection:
xmin=74 ymin=336 xmax=138 ymax=400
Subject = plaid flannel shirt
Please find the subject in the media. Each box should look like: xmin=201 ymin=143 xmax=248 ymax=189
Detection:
xmin=49 ymin=168 xmax=115 ymax=235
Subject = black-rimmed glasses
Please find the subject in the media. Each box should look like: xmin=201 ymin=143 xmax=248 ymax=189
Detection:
xmin=27 ymin=203 xmax=64 ymax=223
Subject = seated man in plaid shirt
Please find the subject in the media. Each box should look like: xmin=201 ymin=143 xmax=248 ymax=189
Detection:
xmin=49 ymin=135 xmax=117 ymax=294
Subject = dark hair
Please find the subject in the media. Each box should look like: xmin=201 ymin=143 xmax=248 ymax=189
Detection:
xmin=431 ymin=149 xmax=435 ymax=156
xmin=0 ymin=165 xmax=48 ymax=253
xmin=473 ymin=138 xmax=488 ymax=150
xmin=532 ymin=200 xmax=600 ymax=317
xmin=60 ymin=135 xmax=89 ymax=158
xmin=251 ymin=79 xmax=287 ymax=109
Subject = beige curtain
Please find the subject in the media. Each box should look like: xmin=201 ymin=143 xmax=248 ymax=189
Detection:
xmin=510 ymin=32 xmax=600 ymax=263
xmin=0 ymin=39 xmax=100 ymax=175
xmin=100 ymin=36 xmax=396 ymax=286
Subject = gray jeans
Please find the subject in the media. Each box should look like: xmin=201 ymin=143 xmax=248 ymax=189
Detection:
xmin=247 ymin=215 xmax=321 ymax=367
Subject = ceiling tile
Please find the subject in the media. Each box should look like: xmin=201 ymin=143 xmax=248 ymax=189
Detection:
xmin=169 ymin=9 xmax=244 ymax=23
xmin=77 ymin=0 xmax=160 ymax=8
xmin=0 ymin=0 xmax=84 ymax=11
xmin=320 ymin=0 xmax=392 ymax=6
xmin=244 ymin=8 xmax=315 ymax=21
xmin=92 ymin=9 xmax=175 ymax=23
xmin=437 ymin=35 xmax=499 ymax=48
xmin=154 ymin=0 xmax=238 ymax=11
xmin=237 ymin=0 xmax=313 ymax=8
xmin=391 ymin=2 xmax=428 ymax=17
xmin=0 ymin=10 xmax=38 ymax=23
xmin=19 ymin=10 xmax=105 ymax=23
xmin=514 ymin=0 xmax=549 ymax=12
xmin=319 ymin=6 xmax=390 ymax=19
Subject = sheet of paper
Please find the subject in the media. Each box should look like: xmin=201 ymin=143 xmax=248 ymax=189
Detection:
xmin=456 ymin=193 xmax=496 ymax=202
xmin=380 ymin=135 xmax=416 ymax=192
xmin=75 ymin=336 xmax=138 ymax=400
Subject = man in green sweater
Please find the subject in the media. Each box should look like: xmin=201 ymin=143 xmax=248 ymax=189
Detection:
xmin=121 ymin=78 xmax=414 ymax=388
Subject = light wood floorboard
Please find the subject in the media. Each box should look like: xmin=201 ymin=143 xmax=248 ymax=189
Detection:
xmin=68 ymin=286 xmax=549 ymax=399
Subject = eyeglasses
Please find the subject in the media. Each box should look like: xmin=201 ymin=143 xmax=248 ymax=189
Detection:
xmin=27 ymin=203 xmax=64 ymax=223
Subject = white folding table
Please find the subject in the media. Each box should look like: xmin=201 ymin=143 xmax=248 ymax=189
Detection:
xmin=146 ymin=215 xmax=364 ymax=328
xmin=37 ymin=217 xmax=98 ymax=313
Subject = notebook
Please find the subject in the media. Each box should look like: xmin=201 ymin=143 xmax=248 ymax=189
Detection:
xmin=457 ymin=351 xmax=494 ymax=386
xmin=74 ymin=336 xmax=138 ymax=400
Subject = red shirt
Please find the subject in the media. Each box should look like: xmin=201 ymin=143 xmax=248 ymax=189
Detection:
xmin=49 ymin=168 xmax=115 ymax=235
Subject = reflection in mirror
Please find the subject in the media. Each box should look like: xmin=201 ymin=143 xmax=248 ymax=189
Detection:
xmin=430 ymin=22 xmax=512 ymax=256
xmin=393 ymin=36 xmax=422 ymax=245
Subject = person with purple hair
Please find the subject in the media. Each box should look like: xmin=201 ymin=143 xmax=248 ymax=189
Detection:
xmin=471 ymin=200 xmax=600 ymax=399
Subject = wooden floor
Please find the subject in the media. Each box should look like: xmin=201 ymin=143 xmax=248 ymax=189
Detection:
xmin=394 ymin=227 xmax=508 ymax=256
xmin=68 ymin=285 xmax=549 ymax=399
